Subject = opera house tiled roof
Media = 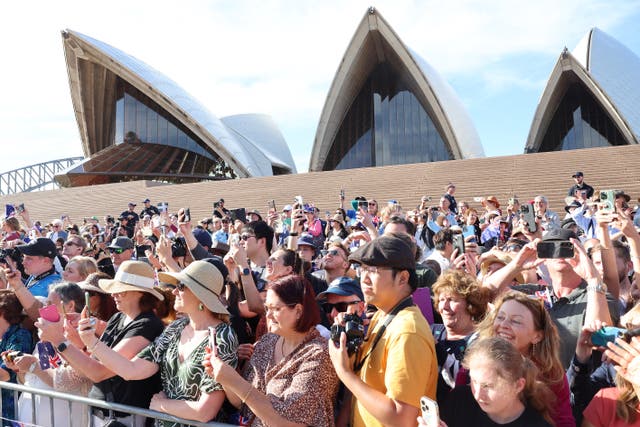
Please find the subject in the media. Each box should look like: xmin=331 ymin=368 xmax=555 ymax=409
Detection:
xmin=526 ymin=28 xmax=640 ymax=153
xmin=58 ymin=29 xmax=296 ymax=187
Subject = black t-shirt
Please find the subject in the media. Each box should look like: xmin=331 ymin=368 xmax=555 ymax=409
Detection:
xmin=89 ymin=311 xmax=164 ymax=414
xmin=441 ymin=386 xmax=552 ymax=427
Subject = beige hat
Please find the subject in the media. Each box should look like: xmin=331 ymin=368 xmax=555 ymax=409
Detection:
xmin=99 ymin=261 xmax=164 ymax=300
xmin=157 ymin=261 xmax=228 ymax=315
xmin=480 ymin=252 xmax=524 ymax=284
xmin=78 ymin=280 xmax=108 ymax=295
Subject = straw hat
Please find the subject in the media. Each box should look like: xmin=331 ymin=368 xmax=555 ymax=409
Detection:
xmin=480 ymin=252 xmax=524 ymax=283
xmin=99 ymin=261 xmax=164 ymax=300
xmin=157 ymin=261 xmax=228 ymax=315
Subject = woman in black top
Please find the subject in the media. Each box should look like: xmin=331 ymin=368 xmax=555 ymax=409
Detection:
xmin=37 ymin=260 xmax=164 ymax=427
xmin=419 ymin=337 xmax=554 ymax=427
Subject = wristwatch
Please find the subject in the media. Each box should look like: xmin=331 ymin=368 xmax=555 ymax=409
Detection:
xmin=586 ymin=282 xmax=607 ymax=294
xmin=241 ymin=267 xmax=251 ymax=277
xmin=56 ymin=340 xmax=71 ymax=353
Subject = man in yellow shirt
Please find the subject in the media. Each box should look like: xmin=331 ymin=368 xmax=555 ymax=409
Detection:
xmin=329 ymin=233 xmax=437 ymax=427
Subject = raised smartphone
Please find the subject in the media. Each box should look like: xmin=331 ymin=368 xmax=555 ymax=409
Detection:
xmin=420 ymin=396 xmax=439 ymax=427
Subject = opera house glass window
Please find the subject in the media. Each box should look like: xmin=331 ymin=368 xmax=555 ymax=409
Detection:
xmin=111 ymin=80 xmax=236 ymax=179
xmin=324 ymin=62 xmax=452 ymax=170
xmin=538 ymin=82 xmax=628 ymax=152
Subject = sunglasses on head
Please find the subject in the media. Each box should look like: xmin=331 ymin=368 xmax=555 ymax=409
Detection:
xmin=322 ymin=301 xmax=360 ymax=314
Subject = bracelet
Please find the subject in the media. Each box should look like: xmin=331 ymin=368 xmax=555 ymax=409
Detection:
xmin=241 ymin=386 xmax=253 ymax=404
xmin=28 ymin=362 xmax=37 ymax=373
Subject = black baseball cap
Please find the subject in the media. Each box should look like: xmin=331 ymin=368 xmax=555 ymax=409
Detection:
xmin=572 ymin=171 xmax=584 ymax=178
xmin=348 ymin=233 xmax=415 ymax=271
xmin=542 ymin=228 xmax=577 ymax=241
xmin=16 ymin=238 xmax=57 ymax=259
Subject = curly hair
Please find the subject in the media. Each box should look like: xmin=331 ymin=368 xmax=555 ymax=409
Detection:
xmin=432 ymin=270 xmax=491 ymax=322
xmin=477 ymin=291 xmax=564 ymax=385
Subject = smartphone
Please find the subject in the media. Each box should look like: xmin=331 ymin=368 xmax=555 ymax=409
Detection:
xmin=268 ymin=200 xmax=276 ymax=211
xmin=183 ymin=208 xmax=191 ymax=223
xmin=340 ymin=189 xmax=345 ymax=200
xmin=136 ymin=244 xmax=151 ymax=258
xmin=599 ymin=190 xmax=616 ymax=212
xmin=591 ymin=326 xmax=626 ymax=347
xmin=536 ymin=241 xmax=574 ymax=259
xmin=208 ymin=326 xmax=218 ymax=357
xmin=358 ymin=200 xmax=368 ymax=211
xmin=213 ymin=201 xmax=220 ymax=209
xmin=39 ymin=305 xmax=61 ymax=322
xmin=462 ymin=225 xmax=476 ymax=242
xmin=15 ymin=203 xmax=25 ymax=214
xmin=158 ymin=202 xmax=169 ymax=213
xmin=520 ymin=203 xmax=537 ymax=233
xmin=452 ymin=233 xmax=465 ymax=256
xmin=97 ymin=233 xmax=105 ymax=243
xmin=420 ymin=396 xmax=439 ymax=427
xmin=85 ymin=291 xmax=91 ymax=314
xmin=294 ymin=196 xmax=304 ymax=206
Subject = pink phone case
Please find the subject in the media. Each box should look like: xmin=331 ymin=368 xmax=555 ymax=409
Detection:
xmin=39 ymin=305 xmax=61 ymax=322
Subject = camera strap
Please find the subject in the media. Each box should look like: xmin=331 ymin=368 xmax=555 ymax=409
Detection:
xmin=353 ymin=296 xmax=414 ymax=373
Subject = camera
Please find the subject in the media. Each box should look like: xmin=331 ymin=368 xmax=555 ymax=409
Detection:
xmin=330 ymin=314 xmax=365 ymax=355
xmin=591 ymin=326 xmax=640 ymax=347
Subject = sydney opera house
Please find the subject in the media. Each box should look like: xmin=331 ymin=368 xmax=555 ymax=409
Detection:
xmin=55 ymin=8 xmax=640 ymax=188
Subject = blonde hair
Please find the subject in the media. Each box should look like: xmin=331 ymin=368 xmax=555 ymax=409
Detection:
xmin=477 ymin=291 xmax=564 ymax=385
xmin=67 ymin=256 xmax=98 ymax=281
xmin=463 ymin=337 xmax=554 ymax=425
xmin=615 ymin=303 xmax=640 ymax=423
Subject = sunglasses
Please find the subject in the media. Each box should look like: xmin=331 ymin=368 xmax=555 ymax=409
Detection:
xmin=320 ymin=249 xmax=342 ymax=258
xmin=108 ymin=248 xmax=126 ymax=254
xmin=240 ymin=234 xmax=255 ymax=241
xmin=322 ymin=301 xmax=360 ymax=314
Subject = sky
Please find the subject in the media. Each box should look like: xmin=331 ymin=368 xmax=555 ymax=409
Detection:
xmin=1 ymin=0 xmax=639 ymax=175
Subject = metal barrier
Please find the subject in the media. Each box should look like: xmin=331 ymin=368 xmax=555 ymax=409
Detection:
xmin=0 ymin=381 xmax=235 ymax=427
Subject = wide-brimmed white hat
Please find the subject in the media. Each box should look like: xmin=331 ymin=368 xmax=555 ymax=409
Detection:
xmin=99 ymin=261 xmax=164 ymax=300
xmin=157 ymin=261 xmax=228 ymax=315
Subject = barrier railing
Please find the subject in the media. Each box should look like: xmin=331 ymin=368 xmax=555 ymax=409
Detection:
xmin=0 ymin=381 xmax=235 ymax=427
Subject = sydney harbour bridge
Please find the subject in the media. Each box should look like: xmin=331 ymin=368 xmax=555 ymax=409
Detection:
xmin=0 ymin=157 xmax=83 ymax=196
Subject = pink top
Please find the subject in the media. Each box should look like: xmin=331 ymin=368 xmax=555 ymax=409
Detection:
xmin=549 ymin=375 xmax=576 ymax=427
xmin=583 ymin=387 xmax=640 ymax=427
xmin=306 ymin=219 xmax=323 ymax=237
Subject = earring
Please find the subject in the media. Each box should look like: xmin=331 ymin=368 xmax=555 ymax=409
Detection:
xmin=198 ymin=303 xmax=204 ymax=311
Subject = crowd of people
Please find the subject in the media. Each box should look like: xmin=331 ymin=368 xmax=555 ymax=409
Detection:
xmin=0 ymin=170 xmax=638 ymax=426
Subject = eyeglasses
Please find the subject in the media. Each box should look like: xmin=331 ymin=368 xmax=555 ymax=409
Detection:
xmin=264 ymin=303 xmax=296 ymax=314
xmin=240 ymin=234 xmax=255 ymax=241
xmin=176 ymin=282 xmax=187 ymax=292
xmin=321 ymin=249 xmax=344 ymax=258
xmin=108 ymin=248 xmax=126 ymax=254
xmin=322 ymin=301 xmax=360 ymax=314
xmin=356 ymin=265 xmax=391 ymax=277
